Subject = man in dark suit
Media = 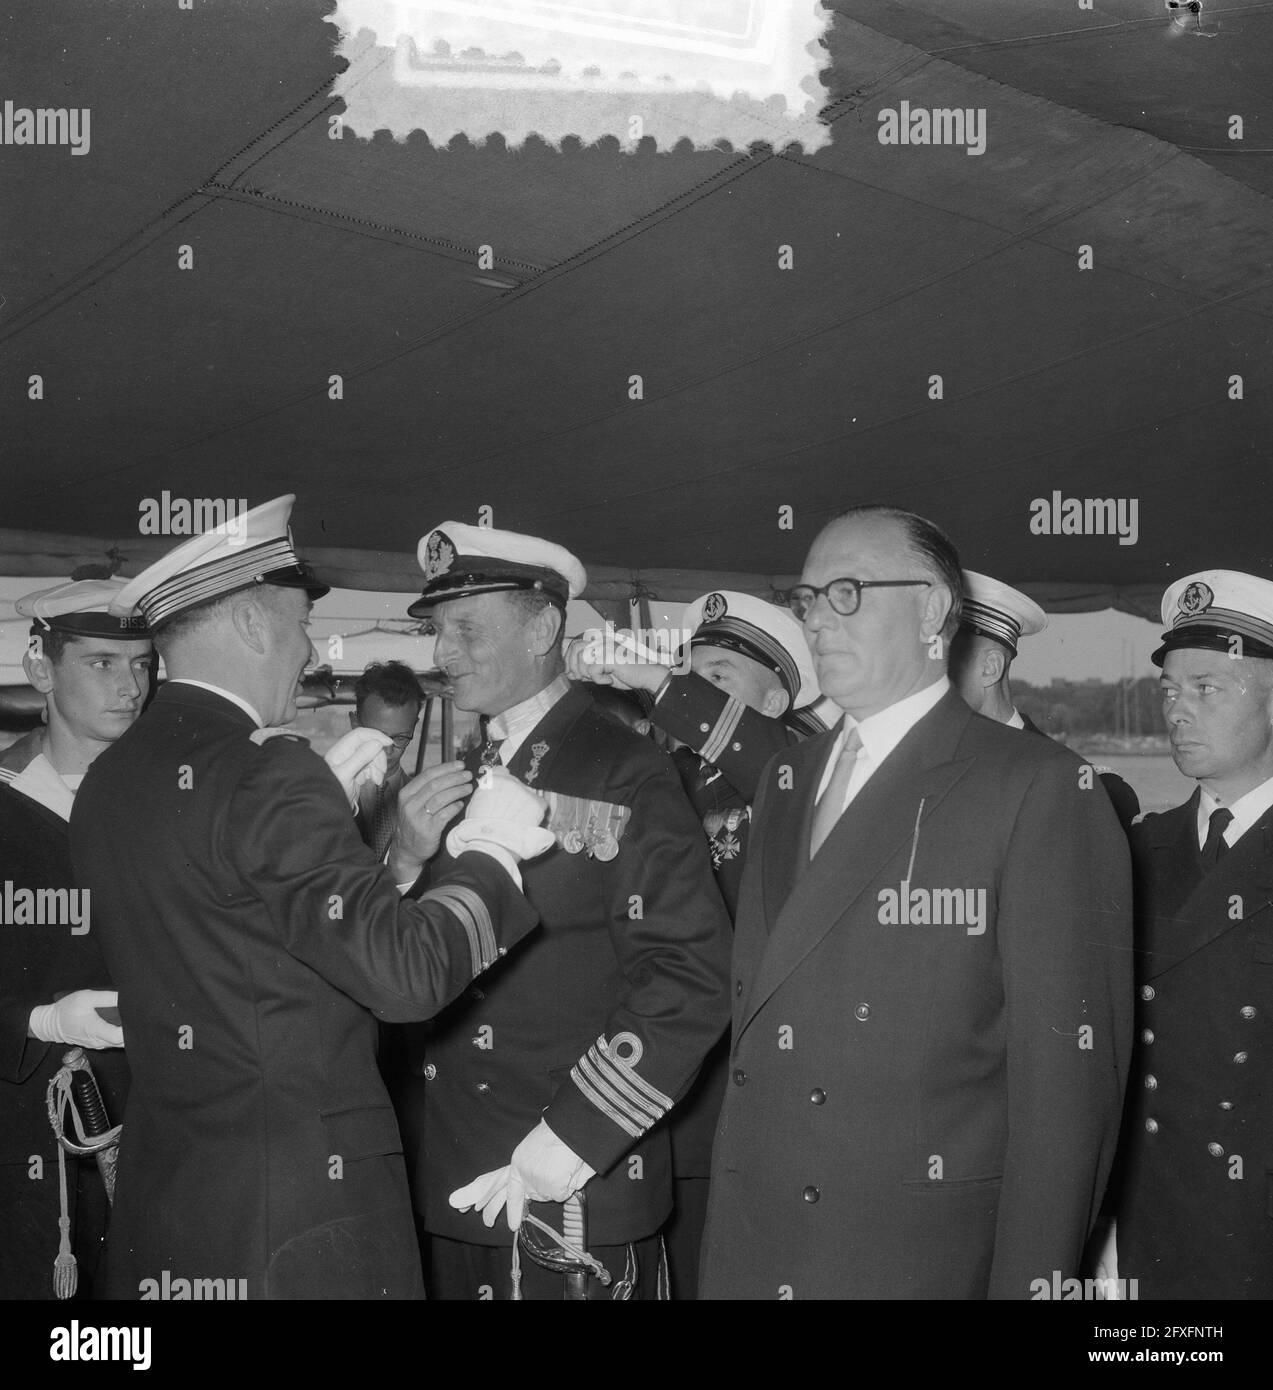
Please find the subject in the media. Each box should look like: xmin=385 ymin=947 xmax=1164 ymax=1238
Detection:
xmin=567 ymin=590 xmax=829 ymax=1297
xmin=71 ymin=496 xmax=546 ymax=1300
xmin=1105 ymin=569 xmax=1273 ymax=1299
xmin=698 ymin=505 xmax=1133 ymax=1300
xmin=350 ymin=660 xmax=424 ymax=861
xmin=396 ymin=521 xmax=731 ymax=1300
xmin=949 ymin=569 xmax=1140 ymax=830
xmin=0 ymin=579 xmax=150 ymax=1299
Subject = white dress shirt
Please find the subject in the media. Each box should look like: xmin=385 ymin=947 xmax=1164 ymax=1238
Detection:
xmin=1197 ymin=773 xmax=1273 ymax=851
xmin=488 ymin=673 xmax=571 ymax=763
xmin=814 ymin=677 xmax=951 ymax=816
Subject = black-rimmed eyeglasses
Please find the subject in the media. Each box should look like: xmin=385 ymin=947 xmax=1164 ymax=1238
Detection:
xmin=786 ymin=578 xmax=932 ymax=622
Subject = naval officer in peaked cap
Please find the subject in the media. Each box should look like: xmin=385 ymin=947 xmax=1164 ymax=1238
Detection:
xmin=70 ymin=495 xmax=548 ymax=1299
xmin=950 ymin=571 xmax=1140 ymax=829
xmin=1107 ymin=570 xmax=1273 ymax=1298
xmin=394 ymin=521 xmax=731 ymax=1299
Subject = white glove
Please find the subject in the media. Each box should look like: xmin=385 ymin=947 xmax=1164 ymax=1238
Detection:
xmin=1093 ymin=1221 xmax=1120 ymax=1299
xmin=448 ymin=1121 xmax=595 ymax=1231
xmin=446 ymin=766 xmax=554 ymax=864
xmin=29 ymin=990 xmax=124 ymax=1050
xmin=324 ymin=727 xmax=391 ymax=809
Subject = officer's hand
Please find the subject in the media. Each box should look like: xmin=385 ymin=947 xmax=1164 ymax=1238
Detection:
xmin=504 ymin=1120 xmax=595 ymax=1231
xmin=447 ymin=768 xmax=554 ymax=869
xmin=564 ymin=631 xmax=668 ymax=694
xmin=324 ymin=727 xmax=391 ymax=808
xmin=449 ymin=1166 xmax=513 ymax=1229
xmin=29 ymin=990 xmax=124 ymax=1050
xmin=393 ymin=761 xmax=474 ymax=875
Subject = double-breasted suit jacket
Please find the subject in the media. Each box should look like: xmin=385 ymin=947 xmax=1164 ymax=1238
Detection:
xmin=1117 ymin=793 xmax=1273 ymax=1298
xmin=699 ymin=688 xmax=1133 ymax=1300
xmin=70 ymin=683 xmax=537 ymax=1300
xmin=397 ymin=684 xmax=732 ymax=1248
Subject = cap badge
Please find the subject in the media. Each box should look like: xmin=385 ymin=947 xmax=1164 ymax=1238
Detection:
xmin=702 ymin=592 xmax=728 ymax=623
xmin=1178 ymin=581 xmax=1214 ymax=618
xmin=424 ymin=532 xmax=455 ymax=583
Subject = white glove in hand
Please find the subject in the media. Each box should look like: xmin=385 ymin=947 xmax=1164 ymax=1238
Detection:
xmin=448 ymin=1166 xmax=513 ymax=1229
xmin=324 ymin=727 xmax=391 ymax=809
xmin=446 ymin=766 xmax=554 ymax=864
xmin=29 ymin=989 xmax=124 ymax=1049
xmin=447 ymin=1122 xmax=595 ymax=1231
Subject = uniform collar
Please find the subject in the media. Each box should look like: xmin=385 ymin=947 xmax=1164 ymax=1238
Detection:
xmin=1198 ymin=772 xmax=1273 ymax=850
xmin=0 ymin=752 xmax=78 ymax=822
xmin=487 ymin=672 xmax=571 ymax=762
xmin=167 ymin=678 xmax=265 ymax=728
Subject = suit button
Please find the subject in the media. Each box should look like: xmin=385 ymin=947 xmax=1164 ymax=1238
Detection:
xmin=810 ymin=1088 xmax=826 ymax=1105
xmin=1207 ymin=1141 xmax=1225 ymax=1158
xmin=1140 ymin=985 xmax=1155 ymax=1001
xmin=1141 ymin=1029 xmax=1155 ymax=1045
xmin=1219 ymin=1100 xmax=1235 ymax=1111
xmin=476 ymin=1081 xmax=491 ymax=1094
xmin=733 ymin=1069 xmax=747 ymax=1086
xmin=854 ymin=1004 xmax=870 ymax=1022
xmin=422 ymin=1064 xmax=437 ymax=1081
xmin=1144 ymin=1074 xmax=1157 ymax=1090
xmin=1144 ymin=1118 xmax=1159 ymax=1134
xmin=802 ymin=1186 xmax=820 ymax=1203
xmin=1240 ymin=1005 xmax=1257 ymax=1020
xmin=1234 ymin=1052 xmax=1249 ymax=1065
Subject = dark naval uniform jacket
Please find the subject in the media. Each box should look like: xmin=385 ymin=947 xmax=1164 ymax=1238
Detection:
xmin=1117 ymin=792 xmax=1273 ymax=1299
xmin=0 ymin=753 xmax=128 ymax=1299
xmin=70 ymin=683 xmax=537 ymax=1301
xmin=657 ymin=672 xmax=833 ymax=1177
xmin=1018 ymin=712 xmax=1140 ymax=831
xmin=699 ymin=688 xmax=1133 ymax=1300
xmin=398 ymin=683 xmax=732 ymax=1248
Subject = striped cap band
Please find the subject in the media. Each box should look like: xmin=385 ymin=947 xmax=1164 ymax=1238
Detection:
xmin=692 ymin=615 xmax=799 ymax=701
xmin=134 ymin=536 xmax=300 ymax=628
xmin=960 ymin=597 xmax=1021 ymax=655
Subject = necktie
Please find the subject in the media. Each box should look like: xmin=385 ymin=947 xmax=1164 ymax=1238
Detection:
xmin=810 ymin=727 xmax=863 ymax=859
xmin=369 ymin=780 xmax=397 ymax=862
xmin=1200 ymin=806 xmax=1234 ymax=869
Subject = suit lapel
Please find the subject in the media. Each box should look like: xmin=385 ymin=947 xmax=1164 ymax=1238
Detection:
xmin=762 ymin=734 xmax=831 ymax=923
xmin=741 ymin=690 xmax=976 ymax=1039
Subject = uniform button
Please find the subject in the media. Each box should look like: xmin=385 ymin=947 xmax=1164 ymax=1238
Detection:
xmin=854 ymin=1004 xmax=870 ymax=1022
xmin=1144 ymin=1074 xmax=1157 ymax=1090
xmin=1141 ymin=1029 xmax=1155 ymax=1045
xmin=699 ymin=722 xmax=711 ymax=733
xmin=1207 ymin=1142 xmax=1225 ymax=1158
xmin=810 ymin=1087 xmax=827 ymax=1105
xmin=475 ymin=1081 xmax=491 ymax=1094
xmin=802 ymin=1186 xmax=820 ymax=1203
xmin=468 ymin=987 xmax=486 ymax=1001
xmin=733 ymin=1069 xmax=747 ymax=1086
xmin=1219 ymin=1100 xmax=1235 ymax=1111
xmin=1140 ymin=985 xmax=1155 ymax=1001
xmin=497 ymin=947 xmax=507 ymax=956
xmin=422 ymin=1064 xmax=437 ymax=1081
xmin=1240 ymin=1005 xmax=1257 ymax=1020
xmin=1234 ymin=1051 xmax=1249 ymax=1065
xmin=736 ymin=979 xmax=743 ymax=997
xmin=731 ymin=741 xmax=742 ymax=752
xmin=1144 ymin=1118 xmax=1159 ymax=1134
